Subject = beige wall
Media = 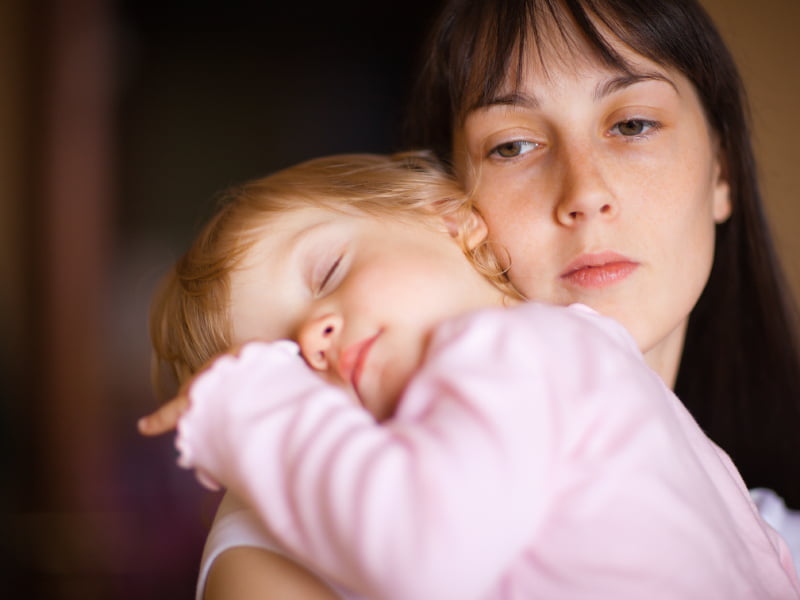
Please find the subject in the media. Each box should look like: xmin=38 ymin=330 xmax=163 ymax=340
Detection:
xmin=701 ymin=0 xmax=800 ymax=302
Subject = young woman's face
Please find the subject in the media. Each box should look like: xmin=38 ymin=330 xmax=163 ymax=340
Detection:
xmin=453 ymin=41 xmax=731 ymax=385
xmin=227 ymin=207 xmax=504 ymax=421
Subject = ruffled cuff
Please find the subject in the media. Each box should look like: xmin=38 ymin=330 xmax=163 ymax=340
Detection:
xmin=174 ymin=340 xmax=302 ymax=490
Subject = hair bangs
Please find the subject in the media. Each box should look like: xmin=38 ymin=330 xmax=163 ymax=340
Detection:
xmin=448 ymin=0 xmax=641 ymax=124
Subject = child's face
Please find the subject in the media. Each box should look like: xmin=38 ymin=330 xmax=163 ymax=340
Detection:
xmin=228 ymin=206 xmax=505 ymax=421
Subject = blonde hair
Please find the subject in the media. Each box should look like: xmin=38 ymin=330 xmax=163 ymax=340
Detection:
xmin=150 ymin=150 xmax=520 ymax=398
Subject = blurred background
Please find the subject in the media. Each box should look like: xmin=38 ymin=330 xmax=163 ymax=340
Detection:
xmin=1 ymin=0 xmax=797 ymax=598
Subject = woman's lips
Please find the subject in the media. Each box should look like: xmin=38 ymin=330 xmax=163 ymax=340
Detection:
xmin=560 ymin=252 xmax=639 ymax=289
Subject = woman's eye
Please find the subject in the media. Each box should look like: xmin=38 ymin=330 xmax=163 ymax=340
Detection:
xmin=488 ymin=140 xmax=539 ymax=159
xmin=611 ymin=119 xmax=658 ymax=137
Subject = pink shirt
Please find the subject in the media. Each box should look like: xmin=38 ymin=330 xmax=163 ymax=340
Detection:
xmin=177 ymin=303 xmax=800 ymax=599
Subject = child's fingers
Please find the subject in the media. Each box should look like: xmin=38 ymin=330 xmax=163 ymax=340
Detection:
xmin=137 ymin=345 xmax=251 ymax=437
xmin=137 ymin=395 xmax=190 ymax=436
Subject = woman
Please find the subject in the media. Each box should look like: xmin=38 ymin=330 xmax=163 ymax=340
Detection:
xmin=401 ymin=0 xmax=800 ymax=509
xmin=146 ymin=0 xmax=800 ymax=597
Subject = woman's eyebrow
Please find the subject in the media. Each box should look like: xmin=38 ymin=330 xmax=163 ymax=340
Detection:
xmin=594 ymin=72 xmax=678 ymax=100
xmin=469 ymin=91 xmax=539 ymax=114
xmin=470 ymin=70 xmax=678 ymax=115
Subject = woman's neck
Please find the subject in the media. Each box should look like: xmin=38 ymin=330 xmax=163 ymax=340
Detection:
xmin=643 ymin=321 xmax=687 ymax=389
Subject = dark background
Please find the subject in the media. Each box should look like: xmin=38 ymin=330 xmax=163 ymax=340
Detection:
xmin=2 ymin=1 xmax=438 ymax=597
xmin=115 ymin=0 xmax=440 ymax=246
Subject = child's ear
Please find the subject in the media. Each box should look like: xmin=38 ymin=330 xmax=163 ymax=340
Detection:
xmin=443 ymin=209 xmax=489 ymax=250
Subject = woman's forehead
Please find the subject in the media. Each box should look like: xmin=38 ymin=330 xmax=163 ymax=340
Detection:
xmin=462 ymin=22 xmax=680 ymax=120
xmin=459 ymin=4 xmax=666 ymax=117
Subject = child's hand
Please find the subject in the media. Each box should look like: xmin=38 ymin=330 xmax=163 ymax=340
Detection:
xmin=138 ymin=344 xmax=246 ymax=437
xmin=137 ymin=392 xmax=190 ymax=436
xmin=137 ymin=340 xmax=302 ymax=437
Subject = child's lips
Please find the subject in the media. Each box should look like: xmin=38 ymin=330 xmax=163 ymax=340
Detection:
xmin=338 ymin=332 xmax=381 ymax=400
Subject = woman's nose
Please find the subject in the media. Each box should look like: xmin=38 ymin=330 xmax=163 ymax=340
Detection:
xmin=554 ymin=149 xmax=618 ymax=226
xmin=297 ymin=313 xmax=342 ymax=371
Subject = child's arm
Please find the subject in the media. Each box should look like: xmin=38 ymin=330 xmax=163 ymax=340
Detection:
xmin=140 ymin=355 xmax=351 ymax=600
xmin=173 ymin=304 xmax=675 ymax=600
xmin=174 ymin=336 xmax=545 ymax=599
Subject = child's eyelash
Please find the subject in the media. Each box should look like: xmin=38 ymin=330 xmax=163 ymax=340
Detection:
xmin=319 ymin=256 xmax=342 ymax=292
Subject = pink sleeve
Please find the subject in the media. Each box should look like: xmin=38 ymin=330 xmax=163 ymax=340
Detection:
xmin=175 ymin=304 xmax=682 ymax=599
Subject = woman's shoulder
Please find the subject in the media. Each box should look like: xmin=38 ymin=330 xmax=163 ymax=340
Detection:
xmin=198 ymin=493 xmax=359 ymax=600
xmin=196 ymin=493 xmax=285 ymax=599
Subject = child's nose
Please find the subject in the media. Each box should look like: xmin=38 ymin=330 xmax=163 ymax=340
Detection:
xmin=297 ymin=313 xmax=342 ymax=371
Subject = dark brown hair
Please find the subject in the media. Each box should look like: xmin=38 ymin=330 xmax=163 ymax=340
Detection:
xmin=403 ymin=0 xmax=800 ymax=506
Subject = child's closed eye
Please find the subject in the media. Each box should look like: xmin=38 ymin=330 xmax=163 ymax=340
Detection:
xmin=316 ymin=255 xmax=343 ymax=295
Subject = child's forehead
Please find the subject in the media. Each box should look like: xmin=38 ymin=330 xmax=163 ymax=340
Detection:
xmin=250 ymin=201 xmax=424 ymax=236
xmin=239 ymin=198 xmax=441 ymax=262
xmin=256 ymin=204 xmax=369 ymax=234
xmin=240 ymin=206 xmax=355 ymax=261
xmin=250 ymin=205 xmax=341 ymax=242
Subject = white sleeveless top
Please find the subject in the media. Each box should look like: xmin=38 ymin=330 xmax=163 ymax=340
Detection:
xmin=196 ymin=492 xmax=360 ymax=600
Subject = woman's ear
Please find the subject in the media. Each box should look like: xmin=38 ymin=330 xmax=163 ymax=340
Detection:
xmin=443 ymin=209 xmax=489 ymax=250
xmin=712 ymin=159 xmax=732 ymax=224
xmin=711 ymin=142 xmax=731 ymax=224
